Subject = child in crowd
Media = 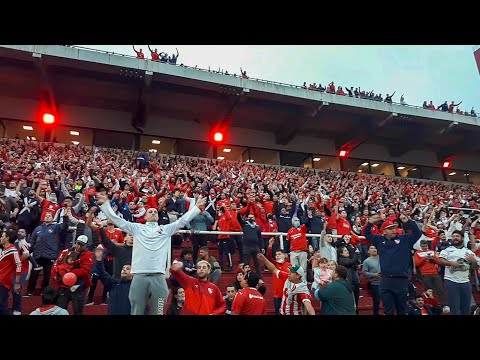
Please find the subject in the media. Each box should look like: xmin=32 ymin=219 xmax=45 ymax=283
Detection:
xmin=52 ymin=252 xmax=77 ymax=282
xmin=312 ymin=258 xmax=333 ymax=291
xmin=327 ymin=260 xmax=338 ymax=271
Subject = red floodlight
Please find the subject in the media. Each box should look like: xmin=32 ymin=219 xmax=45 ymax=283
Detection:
xmin=42 ymin=113 xmax=55 ymax=124
xmin=339 ymin=150 xmax=348 ymax=158
xmin=213 ymin=131 xmax=224 ymax=143
xmin=442 ymin=161 xmax=450 ymax=169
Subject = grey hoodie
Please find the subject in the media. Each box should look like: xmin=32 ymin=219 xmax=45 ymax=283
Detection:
xmin=30 ymin=306 xmax=69 ymax=315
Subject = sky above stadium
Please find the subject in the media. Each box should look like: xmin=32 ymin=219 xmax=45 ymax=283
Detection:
xmin=84 ymin=45 xmax=480 ymax=111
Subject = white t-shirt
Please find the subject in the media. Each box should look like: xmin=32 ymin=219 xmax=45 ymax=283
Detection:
xmin=439 ymin=246 xmax=477 ymax=283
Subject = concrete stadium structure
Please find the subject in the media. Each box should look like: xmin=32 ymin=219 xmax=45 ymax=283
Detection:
xmin=0 ymin=45 xmax=479 ymax=184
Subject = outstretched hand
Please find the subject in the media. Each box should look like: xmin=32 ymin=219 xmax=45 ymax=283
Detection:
xmin=196 ymin=196 xmax=206 ymax=208
xmin=95 ymin=194 xmax=108 ymax=205
xmin=170 ymin=260 xmax=184 ymax=272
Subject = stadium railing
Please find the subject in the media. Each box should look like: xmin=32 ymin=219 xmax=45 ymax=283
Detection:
xmin=66 ymin=46 xmax=477 ymax=115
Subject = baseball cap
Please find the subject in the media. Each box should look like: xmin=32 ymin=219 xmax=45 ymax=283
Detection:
xmin=76 ymin=235 xmax=89 ymax=244
xmin=380 ymin=220 xmax=398 ymax=231
xmin=64 ymin=195 xmax=74 ymax=200
xmin=288 ymin=265 xmax=305 ymax=278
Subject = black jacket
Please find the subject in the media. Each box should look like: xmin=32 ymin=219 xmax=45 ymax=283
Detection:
xmin=237 ymin=214 xmax=263 ymax=249
xmin=408 ymin=306 xmax=432 ymax=316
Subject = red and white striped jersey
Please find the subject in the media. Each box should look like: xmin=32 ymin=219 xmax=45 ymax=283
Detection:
xmin=277 ymin=271 xmax=312 ymax=315
xmin=0 ymin=244 xmax=22 ymax=289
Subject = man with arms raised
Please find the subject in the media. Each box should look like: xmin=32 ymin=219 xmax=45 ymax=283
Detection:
xmin=364 ymin=214 xmax=422 ymax=315
xmin=169 ymin=259 xmax=226 ymax=315
xmin=95 ymin=193 xmax=206 ymax=315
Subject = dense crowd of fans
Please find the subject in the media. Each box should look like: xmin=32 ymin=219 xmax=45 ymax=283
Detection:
xmin=0 ymin=137 xmax=479 ymax=315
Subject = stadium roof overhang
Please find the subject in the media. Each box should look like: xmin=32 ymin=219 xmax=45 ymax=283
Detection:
xmin=0 ymin=45 xmax=479 ymax=159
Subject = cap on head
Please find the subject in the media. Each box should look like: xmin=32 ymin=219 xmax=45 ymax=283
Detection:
xmin=288 ymin=265 xmax=305 ymax=278
xmin=381 ymin=220 xmax=398 ymax=231
xmin=76 ymin=235 xmax=88 ymax=244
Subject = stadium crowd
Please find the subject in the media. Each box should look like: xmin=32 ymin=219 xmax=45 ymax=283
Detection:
xmin=0 ymin=137 xmax=479 ymax=315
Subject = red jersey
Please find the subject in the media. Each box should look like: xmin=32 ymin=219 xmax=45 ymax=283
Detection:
xmin=40 ymin=199 xmax=61 ymax=221
xmin=286 ymin=225 xmax=308 ymax=252
xmin=70 ymin=251 xmax=94 ymax=289
xmin=217 ymin=198 xmax=231 ymax=209
xmin=17 ymin=240 xmax=30 ymax=273
xmin=228 ymin=210 xmax=242 ymax=232
xmin=277 ymin=271 xmax=312 ymax=315
xmin=336 ymin=217 xmax=352 ymax=236
xmin=104 ymin=228 xmax=124 ymax=244
xmin=414 ymin=250 xmax=440 ymax=275
xmin=326 ymin=210 xmax=338 ymax=230
xmin=261 ymin=200 xmax=274 ymax=216
xmin=170 ymin=268 xmax=226 ymax=315
xmin=261 ymin=220 xmax=278 ymax=239
xmin=217 ymin=210 xmax=232 ymax=239
xmin=232 ymin=287 xmax=267 ymax=315
xmin=267 ymin=247 xmax=292 ymax=298
xmin=104 ymin=228 xmax=125 ymax=261
xmin=0 ymin=244 xmax=22 ymax=289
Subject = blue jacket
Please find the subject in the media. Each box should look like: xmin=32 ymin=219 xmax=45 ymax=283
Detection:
xmin=96 ymin=259 xmax=131 ymax=315
xmin=364 ymin=220 xmax=421 ymax=277
xmin=30 ymin=217 xmax=69 ymax=260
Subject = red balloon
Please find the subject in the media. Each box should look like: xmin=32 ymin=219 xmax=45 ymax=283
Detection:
xmin=63 ymin=272 xmax=77 ymax=287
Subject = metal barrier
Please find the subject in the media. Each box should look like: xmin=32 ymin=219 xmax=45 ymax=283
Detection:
xmin=176 ymin=230 xmax=343 ymax=251
xmin=447 ymin=207 xmax=480 ymax=212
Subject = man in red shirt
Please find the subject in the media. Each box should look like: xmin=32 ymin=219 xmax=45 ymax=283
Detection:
xmin=0 ymin=229 xmax=22 ymax=315
xmin=287 ymin=217 xmax=309 ymax=273
xmin=336 ymin=210 xmax=352 ymax=236
xmin=36 ymin=183 xmax=61 ymax=223
xmin=231 ymin=271 xmax=266 ymax=315
xmin=266 ymin=237 xmax=291 ymax=315
xmin=414 ymin=240 xmax=447 ymax=309
xmin=132 ymin=45 xmax=145 ymax=59
xmin=170 ymin=260 xmax=226 ymax=315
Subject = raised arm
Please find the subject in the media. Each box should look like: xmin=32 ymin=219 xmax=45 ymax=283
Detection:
xmin=94 ymin=249 xmax=117 ymax=292
xmin=96 ymin=194 xmax=139 ymax=235
xmin=72 ymin=194 xmax=85 ymax=214
xmin=399 ymin=214 xmax=422 ymax=246
xmin=257 ymin=253 xmax=279 ymax=276
xmin=364 ymin=215 xmax=383 ymax=247
xmin=163 ymin=197 xmax=205 ymax=236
